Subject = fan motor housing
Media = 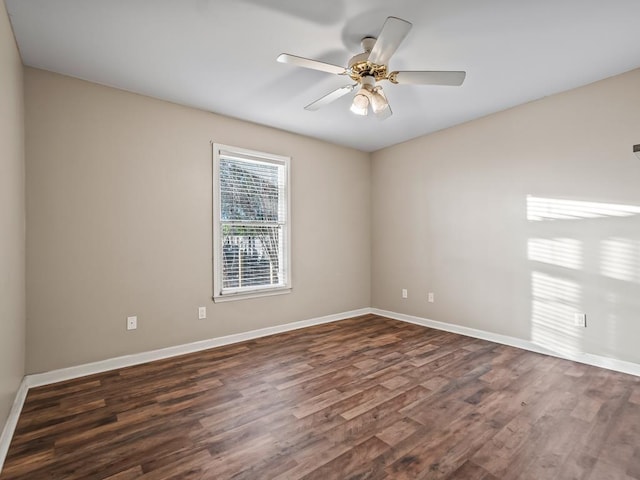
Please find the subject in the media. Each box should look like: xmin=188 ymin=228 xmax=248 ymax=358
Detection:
xmin=347 ymin=37 xmax=388 ymax=82
xmin=348 ymin=60 xmax=388 ymax=82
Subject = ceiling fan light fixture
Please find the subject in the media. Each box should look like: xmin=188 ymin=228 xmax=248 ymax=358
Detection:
xmin=277 ymin=16 xmax=465 ymax=120
xmin=350 ymin=91 xmax=369 ymax=116
xmin=370 ymin=87 xmax=389 ymax=115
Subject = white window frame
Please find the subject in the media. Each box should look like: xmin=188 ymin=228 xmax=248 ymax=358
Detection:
xmin=212 ymin=143 xmax=291 ymax=302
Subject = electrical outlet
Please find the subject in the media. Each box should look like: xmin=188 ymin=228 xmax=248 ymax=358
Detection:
xmin=127 ymin=316 xmax=137 ymax=330
xmin=428 ymin=292 xmax=434 ymax=303
xmin=573 ymin=313 xmax=586 ymax=327
xmin=402 ymin=289 xmax=408 ymax=299
xmin=198 ymin=306 xmax=207 ymax=320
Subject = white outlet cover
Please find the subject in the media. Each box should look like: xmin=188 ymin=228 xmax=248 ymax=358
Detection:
xmin=573 ymin=313 xmax=586 ymax=327
xmin=428 ymin=292 xmax=434 ymax=303
xmin=198 ymin=307 xmax=206 ymax=319
xmin=127 ymin=316 xmax=137 ymax=330
xmin=402 ymin=289 xmax=408 ymax=299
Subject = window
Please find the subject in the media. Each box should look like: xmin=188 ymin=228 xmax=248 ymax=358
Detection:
xmin=212 ymin=144 xmax=291 ymax=301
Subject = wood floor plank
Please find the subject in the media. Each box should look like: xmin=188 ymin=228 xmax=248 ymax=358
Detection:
xmin=103 ymin=465 xmax=144 ymax=480
xmin=446 ymin=460 xmax=499 ymax=480
xmin=2 ymin=314 xmax=639 ymax=479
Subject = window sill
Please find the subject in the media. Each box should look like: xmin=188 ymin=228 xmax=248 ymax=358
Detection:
xmin=212 ymin=287 xmax=292 ymax=303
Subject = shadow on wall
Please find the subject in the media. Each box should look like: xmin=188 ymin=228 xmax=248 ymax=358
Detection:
xmin=526 ymin=195 xmax=640 ymax=359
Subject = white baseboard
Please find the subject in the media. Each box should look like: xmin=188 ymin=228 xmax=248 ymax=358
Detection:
xmin=26 ymin=308 xmax=372 ymax=388
xmin=371 ymin=308 xmax=640 ymax=377
xmin=3 ymin=306 xmax=639 ymax=473
xmin=0 ymin=307 xmax=371 ymax=472
xmin=32 ymin=306 xmax=636 ymax=388
xmin=0 ymin=378 xmax=29 ymax=473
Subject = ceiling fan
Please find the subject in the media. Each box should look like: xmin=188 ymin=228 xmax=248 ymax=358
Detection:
xmin=277 ymin=16 xmax=466 ymax=120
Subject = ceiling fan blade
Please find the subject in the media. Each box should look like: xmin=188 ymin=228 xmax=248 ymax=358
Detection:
xmin=390 ymin=70 xmax=466 ymax=86
xmin=367 ymin=17 xmax=412 ymax=66
xmin=277 ymin=53 xmax=346 ymax=75
xmin=304 ymin=84 xmax=356 ymax=111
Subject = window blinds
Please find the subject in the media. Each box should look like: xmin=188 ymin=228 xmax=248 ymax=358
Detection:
xmin=218 ymin=154 xmax=288 ymax=292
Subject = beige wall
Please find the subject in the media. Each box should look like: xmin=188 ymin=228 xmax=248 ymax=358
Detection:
xmin=25 ymin=68 xmax=371 ymax=373
xmin=372 ymin=68 xmax=640 ymax=364
xmin=0 ymin=1 xmax=26 ymax=423
xmin=22 ymin=61 xmax=640 ymax=374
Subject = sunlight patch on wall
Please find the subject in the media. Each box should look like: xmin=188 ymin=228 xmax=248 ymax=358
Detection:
xmin=527 ymin=196 xmax=640 ymax=222
xmin=531 ymin=271 xmax=582 ymax=356
xmin=527 ymin=238 xmax=582 ymax=270
xmin=531 ymin=271 xmax=581 ymax=304
xmin=600 ymin=237 xmax=640 ymax=283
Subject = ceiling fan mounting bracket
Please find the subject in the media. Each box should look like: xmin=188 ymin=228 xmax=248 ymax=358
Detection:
xmin=361 ymin=36 xmax=376 ymax=53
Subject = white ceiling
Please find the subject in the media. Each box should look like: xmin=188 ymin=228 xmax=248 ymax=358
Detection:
xmin=6 ymin=0 xmax=640 ymax=152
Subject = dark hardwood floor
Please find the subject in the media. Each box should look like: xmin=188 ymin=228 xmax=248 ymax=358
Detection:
xmin=2 ymin=314 xmax=640 ymax=479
